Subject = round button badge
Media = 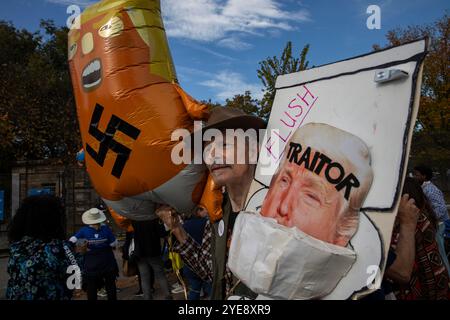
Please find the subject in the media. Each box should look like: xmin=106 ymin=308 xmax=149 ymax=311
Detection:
xmin=218 ymin=219 xmax=225 ymax=237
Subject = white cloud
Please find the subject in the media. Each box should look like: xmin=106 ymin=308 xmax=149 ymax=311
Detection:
xmin=161 ymin=0 xmax=310 ymax=44
xmin=200 ymin=70 xmax=263 ymax=101
xmin=178 ymin=66 xmax=262 ymax=102
xmin=177 ymin=66 xmax=216 ymax=79
xmin=217 ymin=36 xmax=252 ymax=51
xmin=186 ymin=43 xmax=236 ymax=61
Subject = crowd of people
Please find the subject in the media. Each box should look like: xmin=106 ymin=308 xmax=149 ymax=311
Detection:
xmin=5 ymin=195 xmax=212 ymax=300
xmin=4 ymin=108 xmax=450 ymax=300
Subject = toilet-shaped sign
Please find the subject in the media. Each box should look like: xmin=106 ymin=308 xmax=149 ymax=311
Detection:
xmin=228 ymin=39 xmax=428 ymax=300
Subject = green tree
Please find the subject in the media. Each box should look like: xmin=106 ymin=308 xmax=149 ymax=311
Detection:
xmin=224 ymin=91 xmax=260 ymax=116
xmin=0 ymin=114 xmax=15 ymax=170
xmin=257 ymin=41 xmax=310 ymax=120
xmin=0 ymin=20 xmax=80 ymax=170
xmin=374 ymin=14 xmax=449 ymax=170
xmin=201 ymin=99 xmax=223 ymax=110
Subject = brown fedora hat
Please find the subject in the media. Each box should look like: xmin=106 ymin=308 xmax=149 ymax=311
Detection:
xmin=202 ymin=107 xmax=266 ymax=132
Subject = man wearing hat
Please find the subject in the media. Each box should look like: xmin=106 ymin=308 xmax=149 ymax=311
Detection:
xmin=70 ymin=208 xmax=119 ymax=300
xmin=157 ymin=107 xmax=266 ymax=300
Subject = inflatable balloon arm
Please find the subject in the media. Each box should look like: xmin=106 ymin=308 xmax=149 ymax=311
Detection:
xmin=199 ymin=175 xmax=224 ymax=223
xmin=174 ymin=84 xmax=210 ymax=120
xmin=109 ymin=207 xmax=134 ymax=233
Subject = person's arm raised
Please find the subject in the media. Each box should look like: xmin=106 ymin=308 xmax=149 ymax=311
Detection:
xmin=156 ymin=205 xmax=188 ymax=244
xmin=156 ymin=205 xmax=213 ymax=283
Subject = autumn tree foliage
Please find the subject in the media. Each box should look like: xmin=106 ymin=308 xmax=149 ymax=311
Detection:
xmin=375 ymin=14 xmax=449 ymax=170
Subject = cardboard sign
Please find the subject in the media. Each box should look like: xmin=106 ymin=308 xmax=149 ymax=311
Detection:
xmin=229 ymin=39 xmax=428 ymax=300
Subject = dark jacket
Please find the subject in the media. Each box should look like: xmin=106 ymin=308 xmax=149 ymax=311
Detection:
xmin=210 ymin=194 xmax=256 ymax=299
xmin=131 ymin=219 xmax=162 ymax=258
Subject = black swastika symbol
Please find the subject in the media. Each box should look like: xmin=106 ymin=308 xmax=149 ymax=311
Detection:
xmin=85 ymin=103 xmax=141 ymax=179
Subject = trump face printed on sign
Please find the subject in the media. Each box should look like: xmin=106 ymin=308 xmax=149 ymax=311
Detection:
xmin=227 ymin=123 xmax=376 ymax=300
xmin=261 ymin=123 xmax=374 ymax=247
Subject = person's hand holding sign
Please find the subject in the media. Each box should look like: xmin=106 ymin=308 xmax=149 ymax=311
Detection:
xmin=385 ymin=193 xmax=420 ymax=284
xmin=397 ymin=194 xmax=420 ymax=228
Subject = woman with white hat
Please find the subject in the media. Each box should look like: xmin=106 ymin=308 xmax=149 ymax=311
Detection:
xmin=69 ymin=208 xmax=118 ymax=300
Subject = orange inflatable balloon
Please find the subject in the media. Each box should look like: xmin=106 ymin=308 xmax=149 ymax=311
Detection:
xmin=199 ymin=175 xmax=224 ymax=223
xmin=109 ymin=207 xmax=133 ymax=233
xmin=68 ymin=0 xmax=209 ymax=220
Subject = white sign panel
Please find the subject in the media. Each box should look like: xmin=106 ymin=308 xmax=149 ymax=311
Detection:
xmin=229 ymin=39 xmax=427 ymax=300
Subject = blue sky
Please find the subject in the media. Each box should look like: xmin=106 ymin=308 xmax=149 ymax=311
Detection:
xmin=0 ymin=0 xmax=448 ymax=103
